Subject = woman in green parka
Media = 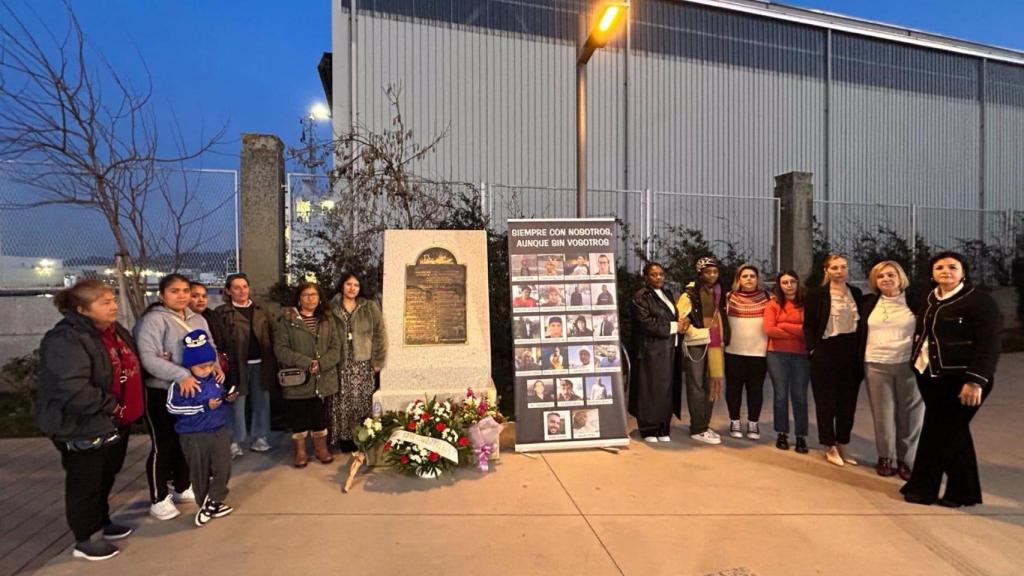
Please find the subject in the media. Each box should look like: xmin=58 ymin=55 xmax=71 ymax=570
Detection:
xmin=274 ymin=282 xmax=341 ymax=468
xmin=328 ymin=271 xmax=387 ymax=452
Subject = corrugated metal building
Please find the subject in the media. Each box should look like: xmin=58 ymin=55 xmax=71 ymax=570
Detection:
xmin=326 ymin=0 xmax=1024 ymax=267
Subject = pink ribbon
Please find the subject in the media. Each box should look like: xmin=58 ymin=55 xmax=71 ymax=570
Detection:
xmin=475 ymin=444 xmax=494 ymax=473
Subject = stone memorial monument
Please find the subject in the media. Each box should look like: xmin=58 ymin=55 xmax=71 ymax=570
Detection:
xmin=375 ymin=230 xmax=495 ymax=411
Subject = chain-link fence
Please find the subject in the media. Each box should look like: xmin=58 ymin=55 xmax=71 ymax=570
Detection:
xmin=283 ymin=174 xmax=1021 ymax=287
xmin=0 ymin=162 xmax=238 ymax=291
xmin=814 ymin=200 xmax=1020 ymax=285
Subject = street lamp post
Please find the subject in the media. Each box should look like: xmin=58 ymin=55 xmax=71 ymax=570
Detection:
xmin=576 ymin=2 xmax=628 ymax=218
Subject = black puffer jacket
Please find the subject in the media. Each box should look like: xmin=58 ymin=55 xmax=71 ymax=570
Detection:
xmin=33 ymin=312 xmax=131 ymax=442
xmin=912 ymin=282 xmax=1002 ymax=387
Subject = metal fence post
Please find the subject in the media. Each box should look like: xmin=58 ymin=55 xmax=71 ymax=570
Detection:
xmin=479 ymin=181 xmax=488 ymax=221
xmin=644 ymin=188 xmax=653 ymax=261
xmin=774 ymin=198 xmax=782 ymax=274
xmin=910 ymin=204 xmax=918 ymax=277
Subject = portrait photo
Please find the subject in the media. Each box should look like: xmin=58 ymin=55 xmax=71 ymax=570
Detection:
xmin=565 ymin=283 xmax=592 ymax=307
xmin=590 ymin=253 xmax=614 ymax=277
xmin=511 ymin=253 xmax=538 ymax=278
xmin=543 ymin=410 xmax=570 ymax=441
xmin=571 ymin=408 xmax=601 ymax=439
xmin=567 ymin=314 xmax=594 ymax=338
xmin=539 ymin=254 xmax=565 ymax=277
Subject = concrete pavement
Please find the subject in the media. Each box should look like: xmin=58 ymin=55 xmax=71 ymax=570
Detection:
xmin=27 ymin=354 xmax=1024 ymax=576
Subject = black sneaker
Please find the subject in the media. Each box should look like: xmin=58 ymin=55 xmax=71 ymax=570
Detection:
xmin=102 ymin=523 xmax=133 ymax=540
xmin=775 ymin=433 xmax=790 ymax=451
xmin=72 ymin=539 xmax=119 ymax=561
xmin=195 ymin=498 xmax=234 ymax=527
xmin=795 ymin=436 xmax=809 ymax=454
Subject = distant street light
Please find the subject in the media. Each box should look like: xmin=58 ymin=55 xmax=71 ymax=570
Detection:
xmin=577 ymin=2 xmax=629 ymax=218
xmin=309 ymin=102 xmax=331 ymax=121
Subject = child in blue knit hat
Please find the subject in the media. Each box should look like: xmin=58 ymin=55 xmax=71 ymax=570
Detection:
xmin=167 ymin=329 xmax=238 ymax=527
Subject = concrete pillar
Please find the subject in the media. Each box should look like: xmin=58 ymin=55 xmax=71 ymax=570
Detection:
xmin=774 ymin=172 xmax=814 ymax=281
xmin=240 ymin=134 xmax=286 ymax=298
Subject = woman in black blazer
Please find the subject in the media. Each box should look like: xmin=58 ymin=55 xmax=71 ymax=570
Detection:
xmin=803 ymin=254 xmax=863 ymax=467
xmin=628 ymin=262 xmax=685 ymax=443
xmin=901 ymin=252 xmax=1002 ymax=508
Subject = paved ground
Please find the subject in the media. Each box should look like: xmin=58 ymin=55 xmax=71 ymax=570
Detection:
xmin=4 ymin=354 xmax=1022 ymax=576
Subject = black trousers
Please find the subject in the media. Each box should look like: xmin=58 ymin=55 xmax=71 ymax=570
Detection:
xmin=901 ymin=373 xmax=989 ymax=505
xmin=144 ymin=386 xmax=190 ymax=503
xmin=809 ymin=333 xmax=861 ymax=446
xmin=54 ymin=427 xmax=129 ymax=542
xmin=287 ymin=396 xmax=328 ymax=433
xmin=725 ymin=353 xmax=767 ymax=421
xmin=180 ymin=427 xmax=232 ymax=506
xmin=636 ymin=418 xmax=671 ymax=438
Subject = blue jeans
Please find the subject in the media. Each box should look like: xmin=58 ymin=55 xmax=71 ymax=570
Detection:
xmin=232 ymin=363 xmax=271 ymax=444
xmin=766 ymin=351 xmax=809 ymax=436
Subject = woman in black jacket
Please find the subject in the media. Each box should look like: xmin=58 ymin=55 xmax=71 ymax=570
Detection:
xmin=803 ymin=254 xmax=863 ymax=467
xmin=901 ymin=252 xmax=1002 ymax=508
xmin=33 ymin=280 xmax=144 ymax=561
xmin=628 ymin=262 xmax=685 ymax=443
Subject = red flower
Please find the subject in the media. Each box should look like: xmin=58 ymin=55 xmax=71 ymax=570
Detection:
xmin=383 ymin=442 xmax=392 ymax=452
xmin=457 ymin=437 xmax=469 ymax=447
xmin=400 ymin=455 xmax=409 ymax=464
xmin=435 ymin=422 xmax=446 ymax=432
xmin=406 ymin=421 xmax=417 ymax=431
xmin=420 ymin=412 xmax=431 ymax=421
xmin=429 ymin=452 xmax=439 ymax=462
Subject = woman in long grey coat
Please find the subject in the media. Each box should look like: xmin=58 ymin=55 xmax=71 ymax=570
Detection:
xmin=628 ymin=262 xmax=685 ymax=443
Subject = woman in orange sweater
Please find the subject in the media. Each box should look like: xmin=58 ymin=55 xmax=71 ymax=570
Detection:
xmin=763 ymin=271 xmax=810 ymax=454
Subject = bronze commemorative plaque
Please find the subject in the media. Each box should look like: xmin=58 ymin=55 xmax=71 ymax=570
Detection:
xmin=404 ymin=247 xmax=467 ymax=345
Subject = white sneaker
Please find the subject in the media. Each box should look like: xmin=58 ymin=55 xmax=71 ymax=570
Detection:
xmin=230 ymin=443 xmax=244 ymax=459
xmin=149 ymin=495 xmax=181 ymax=520
xmin=657 ymin=435 xmax=671 ymax=442
xmin=690 ymin=430 xmax=722 ymax=445
xmin=250 ymin=437 xmax=271 ymax=452
xmin=747 ymin=421 xmax=761 ymax=440
xmin=173 ymin=486 xmax=196 ymax=504
xmin=729 ymin=420 xmax=743 ymax=438
xmin=707 ymin=428 xmax=721 ymax=440
xmin=643 ymin=436 xmax=659 ymax=443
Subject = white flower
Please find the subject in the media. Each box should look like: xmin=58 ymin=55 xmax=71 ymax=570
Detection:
xmin=406 ymin=402 xmax=417 ymax=412
xmin=362 ymin=417 xmax=374 ymax=428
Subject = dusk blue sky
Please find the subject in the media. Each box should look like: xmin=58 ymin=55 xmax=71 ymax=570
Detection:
xmin=8 ymin=0 xmax=1023 ymax=170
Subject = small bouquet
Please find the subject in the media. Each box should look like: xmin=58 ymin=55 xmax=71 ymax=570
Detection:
xmin=459 ymin=387 xmax=506 ymax=471
xmin=345 ymin=417 xmax=388 ymax=493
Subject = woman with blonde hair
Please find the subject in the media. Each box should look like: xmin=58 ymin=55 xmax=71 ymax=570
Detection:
xmin=724 ymin=264 xmax=771 ymax=440
xmin=858 ymin=261 xmax=923 ymax=479
xmin=803 ymin=254 xmax=863 ymax=466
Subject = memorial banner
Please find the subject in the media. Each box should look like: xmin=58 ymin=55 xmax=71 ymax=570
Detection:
xmin=508 ymin=218 xmax=629 ymax=452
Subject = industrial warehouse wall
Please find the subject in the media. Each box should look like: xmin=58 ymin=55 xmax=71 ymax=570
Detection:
xmin=331 ymin=0 xmax=1024 ymax=209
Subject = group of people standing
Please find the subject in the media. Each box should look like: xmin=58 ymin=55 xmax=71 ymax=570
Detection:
xmin=629 ymin=251 xmax=1002 ymax=508
xmin=32 ymin=271 xmax=386 ymax=561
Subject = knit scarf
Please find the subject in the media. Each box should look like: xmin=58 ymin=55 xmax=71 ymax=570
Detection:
xmin=727 ymin=289 xmax=769 ymax=318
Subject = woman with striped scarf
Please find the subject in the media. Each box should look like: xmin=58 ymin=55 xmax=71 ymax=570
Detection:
xmin=724 ymin=265 xmax=771 ymax=440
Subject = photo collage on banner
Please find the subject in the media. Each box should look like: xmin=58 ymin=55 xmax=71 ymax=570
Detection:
xmin=508 ymin=218 xmax=629 ymax=451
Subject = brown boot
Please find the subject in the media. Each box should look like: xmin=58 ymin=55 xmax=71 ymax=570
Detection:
xmin=291 ymin=432 xmax=309 ymax=468
xmin=311 ymin=429 xmax=334 ymax=464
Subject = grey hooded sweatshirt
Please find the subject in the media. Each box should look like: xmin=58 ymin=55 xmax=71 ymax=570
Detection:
xmin=133 ymin=305 xmax=216 ymax=390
